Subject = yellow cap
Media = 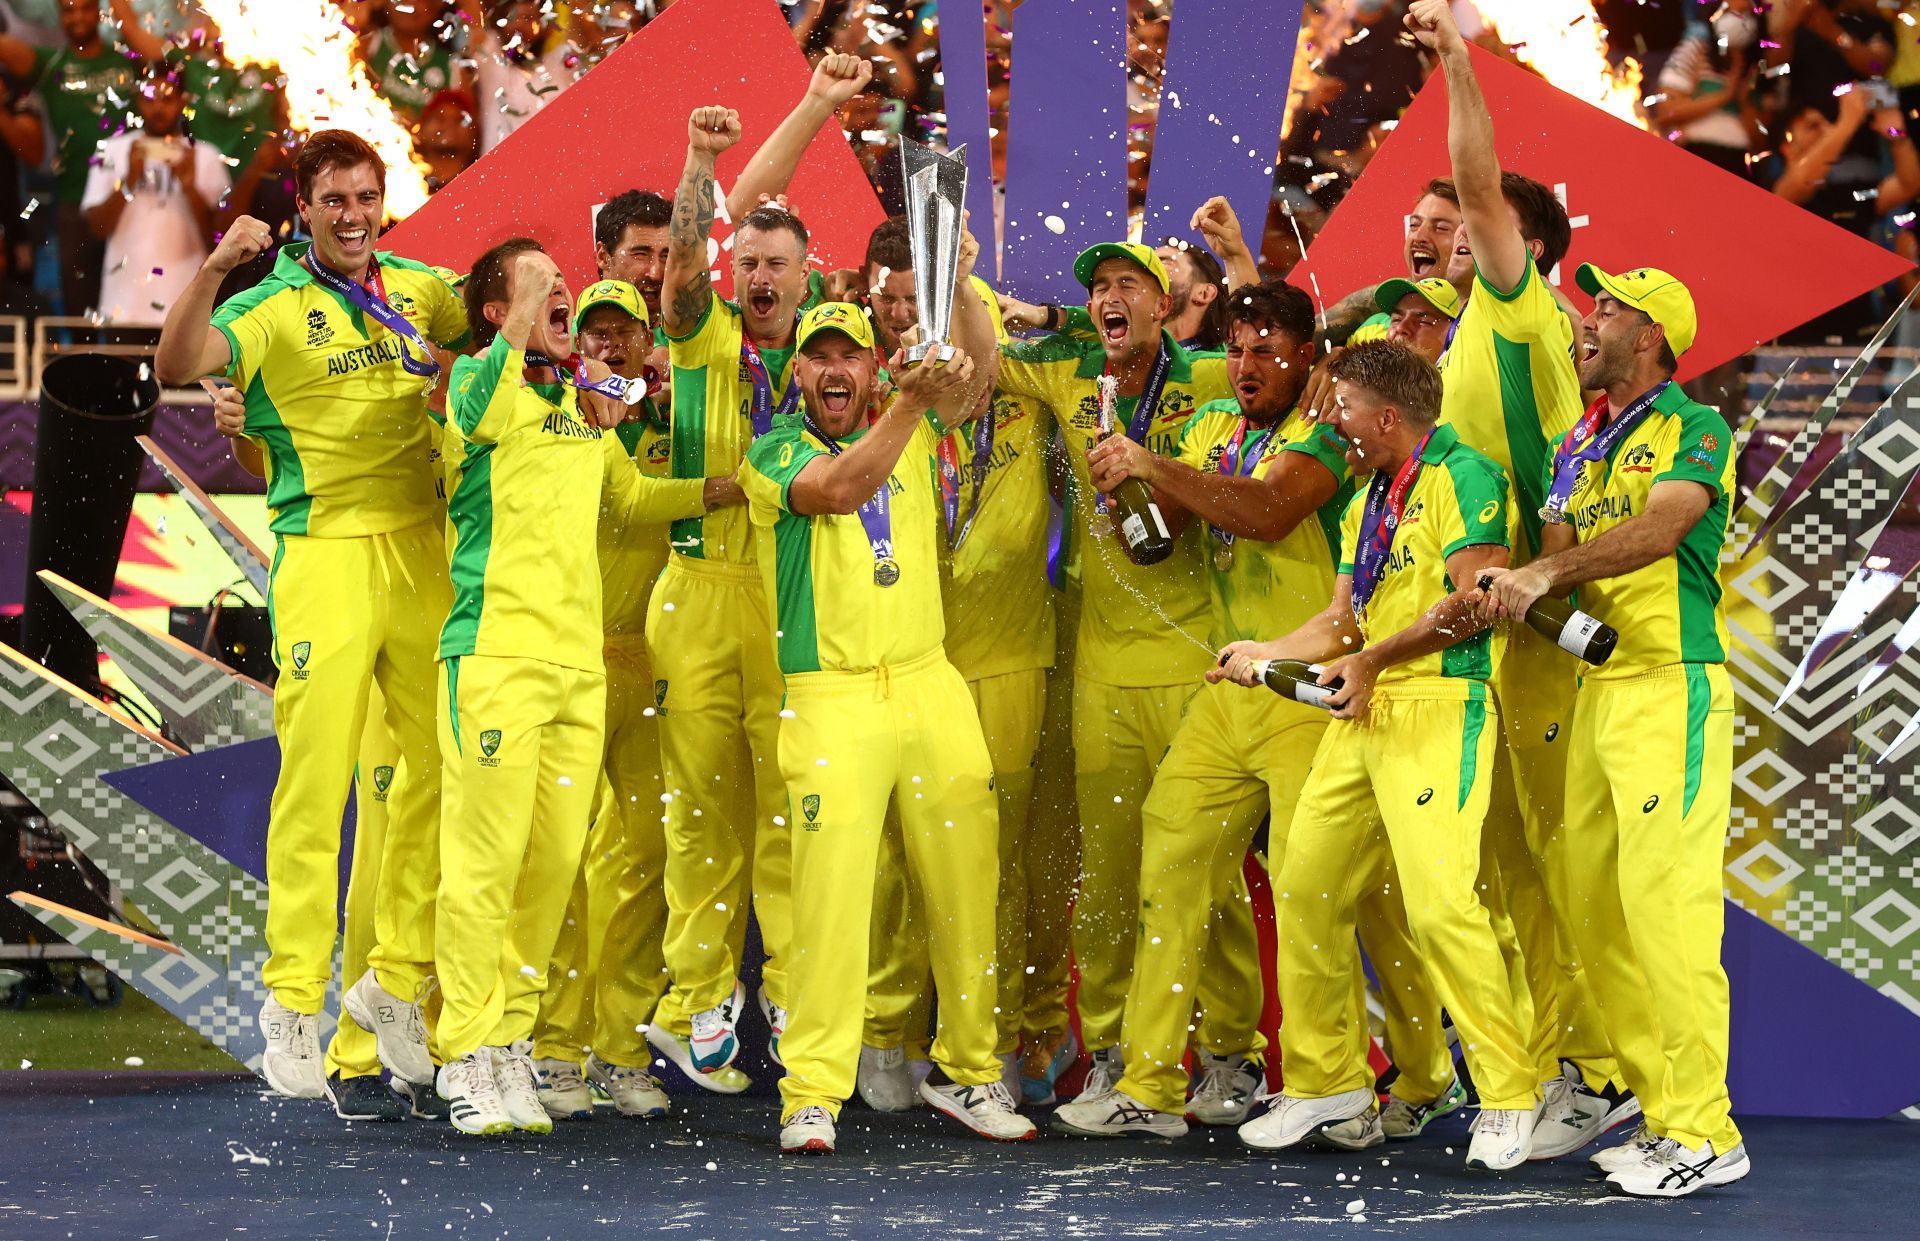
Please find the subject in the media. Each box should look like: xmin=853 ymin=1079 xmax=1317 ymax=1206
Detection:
xmin=1575 ymin=264 xmax=1697 ymax=357
xmin=1073 ymin=241 xmax=1171 ymax=294
xmin=573 ymin=279 xmax=649 ymax=333
xmin=1374 ymin=276 xmax=1462 ymax=322
xmin=796 ymin=300 xmax=876 ymax=351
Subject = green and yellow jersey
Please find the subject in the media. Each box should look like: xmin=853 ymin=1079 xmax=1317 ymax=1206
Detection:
xmin=1436 ymin=261 xmax=1583 ymax=559
xmin=740 ymin=416 xmax=945 ymax=676
xmin=1553 ymin=385 xmax=1734 ymax=681
xmin=1347 ymin=311 xmax=1391 ymax=345
xmin=600 ymin=412 xmax=679 ymax=639
xmin=1172 ymin=400 xmax=1354 ymax=648
xmin=214 ymin=246 xmax=470 ymax=538
xmin=1337 ymin=425 xmax=1509 ymax=697
xmin=439 ymin=336 xmax=705 ymax=672
xmin=997 ymin=330 xmax=1231 ymax=686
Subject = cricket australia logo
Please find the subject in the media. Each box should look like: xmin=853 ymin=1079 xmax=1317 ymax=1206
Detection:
xmin=801 ymin=793 xmax=821 ymax=831
xmin=653 ymin=679 xmax=669 ymax=714
xmin=478 ymin=729 xmax=502 ymax=767
xmin=305 ymin=308 xmax=334 ymax=346
xmin=386 ymin=290 xmax=415 ymax=315
xmin=289 ymin=640 xmax=311 ymax=680
xmin=372 ymin=765 xmax=394 ymax=802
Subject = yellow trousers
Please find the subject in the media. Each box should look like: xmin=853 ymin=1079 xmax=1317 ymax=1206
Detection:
xmin=435 ymin=654 xmax=605 ymax=1060
xmin=646 ymin=557 xmax=790 ymax=1031
xmin=1564 ymin=664 xmax=1740 ymax=1153
xmin=533 ymin=636 xmax=674 ymax=1066
xmin=777 ymin=649 xmax=1001 ymax=1122
xmin=325 ymin=694 xmax=397 ymax=1079
xmin=1271 ymin=689 xmax=1535 ymax=1111
xmin=865 ymin=806 xmax=934 ymax=1058
xmin=262 ymin=523 xmax=448 ymax=1014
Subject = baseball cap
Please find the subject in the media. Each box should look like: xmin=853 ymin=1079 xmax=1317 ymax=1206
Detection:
xmin=573 ymin=279 xmax=648 ymax=333
xmin=1374 ymin=276 xmax=1462 ymax=321
xmin=1575 ymin=264 xmax=1697 ymax=357
xmin=796 ymin=301 xmax=876 ymax=351
xmin=1073 ymin=242 xmax=1171 ymax=295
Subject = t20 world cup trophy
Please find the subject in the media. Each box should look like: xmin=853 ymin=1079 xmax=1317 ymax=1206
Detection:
xmin=900 ymin=137 xmax=969 ymax=364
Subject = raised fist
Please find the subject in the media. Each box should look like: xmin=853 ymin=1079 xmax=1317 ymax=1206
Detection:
xmin=808 ymin=52 xmax=873 ymax=107
xmin=688 ymin=106 xmax=742 ymax=155
xmin=210 ymin=214 xmax=273 ymax=274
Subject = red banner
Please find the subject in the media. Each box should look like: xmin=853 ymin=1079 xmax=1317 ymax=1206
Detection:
xmin=1294 ymin=48 xmax=1913 ymax=381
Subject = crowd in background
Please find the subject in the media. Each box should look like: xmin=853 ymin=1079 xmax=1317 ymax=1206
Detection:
xmin=0 ymin=0 xmax=1913 ymax=344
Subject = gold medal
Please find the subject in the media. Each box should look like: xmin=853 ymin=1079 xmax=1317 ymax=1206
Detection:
xmin=1212 ymin=535 xmax=1235 ymax=572
xmin=874 ymin=558 xmax=901 ymax=587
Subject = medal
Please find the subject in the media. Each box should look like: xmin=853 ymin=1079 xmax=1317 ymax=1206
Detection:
xmin=1212 ymin=538 xmax=1235 ymax=571
xmin=874 ymin=558 xmax=901 ymax=587
xmin=1206 ymin=416 xmax=1273 ymax=570
xmin=1540 ymin=381 xmax=1671 ymax=527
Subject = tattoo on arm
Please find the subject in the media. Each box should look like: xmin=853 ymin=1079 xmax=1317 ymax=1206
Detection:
xmin=667 ymin=160 xmax=719 ymax=329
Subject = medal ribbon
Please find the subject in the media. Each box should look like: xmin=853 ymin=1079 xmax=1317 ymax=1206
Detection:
xmin=803 ymin=411 xmax=896 ymax=581
xmin=1209 ymin=417 xmax=1275 ymax=554
xmin=1540 ymin=380 xmax=1670 ymax=524
xmin=304 ymin=249 xmax=439 ymax=379
xmin=1093 ymin=344 xmax=1174 ymax=514
xmin=525 ymin=350 xmax=646 ymax=405
xmin=1350 ymin=428 xmax=1433 ymax=620
xmin=937 ymin=405 xmax=997 ymax=549
xmin=742 ymin=340 xmax=802 ymax=437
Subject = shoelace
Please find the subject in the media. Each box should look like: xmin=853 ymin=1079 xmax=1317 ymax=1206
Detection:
xmin=466 ymin=1055 xmax=503 ymax=1105
xmin=981 ymin=1080 xmax=1018 ymax=1112
xmin=791 ymin=1105 xmax=832 ymax=1126
xmin=1479 ymin=1109 xmax=1516 ymax=1137
xmin=1194 ymin=1060 xmax=1245 ymax=1105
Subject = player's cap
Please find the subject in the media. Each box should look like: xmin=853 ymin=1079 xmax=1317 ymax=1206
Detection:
xmin=574 ymin=279 xmax=648 ymax=332
xmin=1374 ymin=276 xmax=1462 ymax=321
xmin=796 ymin=301 xmax=876 ymax=352
xmin=1575 ymin=264 xmax=1697 ymax=357
xmin=1073 ymin=242 xmax=1171 ymax=295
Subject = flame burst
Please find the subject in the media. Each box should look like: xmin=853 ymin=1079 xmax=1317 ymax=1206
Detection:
xmin=1471 ymin=0 xmax=1645 ymax=128
xmin=199 ymin=0 xmax=432 ymax=218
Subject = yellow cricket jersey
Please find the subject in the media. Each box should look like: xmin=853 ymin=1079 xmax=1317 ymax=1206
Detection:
xmin=939 ymin=389 xmax=1056 ymax=681
xmin=439 ymin=336 xmax=706 ymax=672
xmin=997 ymin=330 xmax=1231 ymax=686
xmin=1554 ymin=384 xmax=1734 ymax=681
xmin=1172 ymin=400 xmax=1355 ymax=648
xmin=1337 ymin=424 xmax=1509 ymax=697
xmin=214 ymin=245 xmax=470 ymax=538
xmin=1437 ymin=261 xmax=1583 ymax=559
xmin=739 ymin=415 xmax=945 ymax=676
xmin=600 ymin=413 xmax=678 ymax=638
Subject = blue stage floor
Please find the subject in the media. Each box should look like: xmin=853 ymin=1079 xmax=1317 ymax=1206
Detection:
xmin=0 ymin=1072 xmax=1906 ymax=1239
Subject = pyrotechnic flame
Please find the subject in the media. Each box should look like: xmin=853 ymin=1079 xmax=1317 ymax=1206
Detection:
xmin=1471 ymin=0 xmax=1645 ymax=129
xmin=199 ymin=0 xmax=432 ymax=218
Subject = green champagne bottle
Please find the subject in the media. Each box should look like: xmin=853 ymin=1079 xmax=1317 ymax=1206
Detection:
xmin=1095 ymin=375 xmax=1174 ymax=565
xmin=1252 ymin=658 xmax=1343 ymax=709
xmin=1478 ymin=574 xmax=1617 ymax=665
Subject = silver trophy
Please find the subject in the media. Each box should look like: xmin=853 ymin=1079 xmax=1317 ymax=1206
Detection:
xmin=900 ymin=137 xmax=969 ymax=364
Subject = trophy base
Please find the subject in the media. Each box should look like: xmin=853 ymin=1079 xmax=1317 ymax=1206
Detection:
xmin=905 ymin=341 xmax=958 ymax=365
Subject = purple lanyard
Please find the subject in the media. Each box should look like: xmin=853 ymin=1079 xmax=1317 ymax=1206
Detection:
xmin=1350 ymin=429 xmax=1433 ymax=620
xmin=803 ymin=411 xmax=895 ymax=574
xmin=1093 ymin=344 xmax=1174 ymax=514
xmin=1209 ymin=417 xmax=1275 ymax=549
xmin=1540 ymin=380 xmax=1669 ymax=524
xmin=742 ymin=340 xmax=801 ymax=437
xmin=938 ymin=405 xmax=997 ymax=548
xmin=303 ymin=249 xmax=438 ymax=379
xmin=525 ymin=350 xmax=645 ymax=406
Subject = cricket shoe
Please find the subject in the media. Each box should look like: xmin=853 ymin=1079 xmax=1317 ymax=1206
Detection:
xmin=340 ymin=969 xmax=433 ymax=1086
xmin=1238 ymin=1087 xmax=1380 ymax=1152
xmin=1188 ymin=1052 xmax=1263 ymax=1126
xmin=534 ymin=1058 xmax=595 ymax=1120
xmin=1465 ymin=1107 xmax=1536 ymax=1170
xmin=1072 ymin=1046 xmax=1123 ymax=1104
xmin=1021 ymin=1027 xmax=1078 ymax=1106
xmin=493 ymin=1042 xmax=553 ymax=1134
xmin=757 ymin=986 xmax=788 ymax=1069
xmin=645 ymin=1024 xmax=751 ymax=1094
xmin=257 ymin=996 xmax=326 ymax=1099
xmin=1607 ymin=1138 xmax=1751 ymax=1198
xmin=857 ymin=1044 xmax=917 ymax=1112
xmin=690 ymin=982 xmax=746 ymax=1072
xmin=586 ymin=1054 xmax=669 ymax=1118
xmin=394 ymin=1073 xmax=449 ymax=1120
xmin=1382 ymin=1078 xmax=1468 ymax=1141
xmin=1530 ymin=1062 xmax=1641 ymax=1161
xmin=1054 ymin=1086 xmax=1188 ymax=1138
xmin=919 ymin=1070 xmax=1037 ymax=1141
xmin=326 ymin=1072 xmax=406 ymax=1122
xmin=1591 ymin=1120 xmax=1662 ymax=1174
xmin=438 ymin=1050 xmax=514 ymax=1136
xmin=781 ymin=1105 xmax=836 ymax=1154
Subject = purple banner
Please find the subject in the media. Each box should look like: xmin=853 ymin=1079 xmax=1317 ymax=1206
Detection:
xmin=935 ymin=0 xmax=999 ymax=279
xmin=0 ymin=401 xmax=267 ymax=495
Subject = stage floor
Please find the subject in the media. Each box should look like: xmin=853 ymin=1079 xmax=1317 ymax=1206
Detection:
xmin=0 ymin=1072 xmax=1904 ymax=1239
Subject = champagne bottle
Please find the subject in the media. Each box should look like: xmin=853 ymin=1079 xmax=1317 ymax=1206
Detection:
xmin=1251 ymin=658 xmax=1344 ymax=709
xmin=1095 ymin=375 xmax=1175 ymax=565
xmin=1479 ymin=574 xmax=1617 ymax=665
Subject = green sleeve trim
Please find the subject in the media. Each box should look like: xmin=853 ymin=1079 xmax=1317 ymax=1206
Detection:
xmin=1652 ymin=407 xmax=1730 ymax=498
xmin=1001 ymin=333 xmax=1090 ymax=364
xmin=1474 ymin=257 xmax=1535 ymax=304
xmin=215 ymin=323 xmax=245 ymax=382
xmin=745 ymin=426 xmax=822 ymax=510
xmin=449 ymin=336 xmax=518 ymax=437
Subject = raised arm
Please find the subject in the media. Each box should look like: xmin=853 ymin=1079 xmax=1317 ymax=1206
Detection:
xmin=154 ymin=215 xmax=274 ymax=385
xmin=926 ymin=225 xmax=1000 ymax=431
xmin=662 ymin=106 xmax=741 ymax=338
xmin=108 ymin=0 xmax=171 ymax=62
xmin=1090 ymin=440 xmax=1341 ymax=543
xmin=1775 ymin=88 xmax=1870 ymax=206
xmin=787 ymin=349 xmax=977 ymax=516
xmin=0 ymin=34 xmax=36 ymax=80
xmin=724 ymin=52 xmax=871 ymax=222
xmin=1191 ymin=196 xmax=1261 ymax=292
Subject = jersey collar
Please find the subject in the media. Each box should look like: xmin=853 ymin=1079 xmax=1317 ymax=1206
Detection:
xmin=1418 ymin=422 xmax=1461 ymax=464
xmin=273 ymin=242 xmax=401 ymax=289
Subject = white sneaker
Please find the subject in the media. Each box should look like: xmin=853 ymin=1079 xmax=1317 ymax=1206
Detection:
xmin=534 ymin=1058 xmax=594 ymax=1120
xmin=757 ymin=985 xmax=787 ymax=1069
xmin=1465 ymin=1107 xmax=1536 ymax=1170
xmin=1074 ymin=1047 xmax=1122 ymax=1103
xmin=585 ymin=1054 xmax=670 ymax=1118
xmin=1382 ymin=1078 xmax=1467 ymax=1141
xmin=919 ymin=1074 xmax=1038 ymax=1142
xmin=1591 ymin=1120 xmax=1662 ymax=1173
xmin=1237 ymin=1087 xmax=1378 ymax=1151
xmin=437 ymin=1050 xmax=514 ymax=1135
xmin=1054 ymin=1086 xmax=1188 ymax=1138
xmin=1607 ymin=1137 xmax=1751 ymax=1198
xmin=645 ymin=1023 xmax=751 ymax=1094
xmin=257 ymin=996 xmax=326 ymax=1099
xmin=1530 ymin=1062 xmax=1642 ymax=1161
xmin=1188 ymin=1052 xmax=1263 ymax=1126
xmin=492 ymin=1042 xmax=552 ymax=1134
xmin=857 ymin=1044 xmax=918 ymax=1112
xmin=780 ymin=1104 xmax=836 ymax=1154
xmin=340 ymin=969 xmax=433 ymax=1086
xmin=690 ymin=982 xmax=745 ymax=1072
